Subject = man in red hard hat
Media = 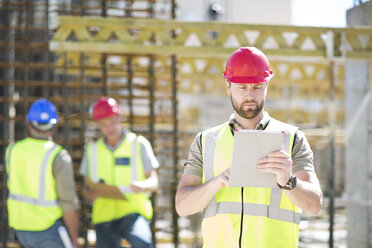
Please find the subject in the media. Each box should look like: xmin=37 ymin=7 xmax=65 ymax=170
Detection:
xmin=176 ymin=47 xmax=323 ymax=248
xmin=80 ymin=97 xmax=159 ymax=248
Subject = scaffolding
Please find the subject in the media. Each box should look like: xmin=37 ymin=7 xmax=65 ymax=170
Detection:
xmin=0 ymin=0 xmax=180 ymax=247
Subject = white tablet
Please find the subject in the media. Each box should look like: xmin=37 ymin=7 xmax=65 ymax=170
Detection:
xmin=229 ymin=130 xmax=283 ymax=188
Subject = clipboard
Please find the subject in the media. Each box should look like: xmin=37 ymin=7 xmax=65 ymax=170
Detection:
xmin=229 ymin=130 xmax=283 ymax=188
xmin=84 ymin=178 xmax=128 ymax=200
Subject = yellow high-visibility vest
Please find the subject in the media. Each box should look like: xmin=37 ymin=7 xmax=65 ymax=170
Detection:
xmin=86 ymin=132 xmax=152 ymax=224
xmin=201 ymin=118 xmax=301 ymax=248
xmin=6 ymin=138 xmax=63 ymax=231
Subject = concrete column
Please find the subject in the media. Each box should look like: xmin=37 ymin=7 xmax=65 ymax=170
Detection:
xmin=346 ymin=2 xmax=372 ymax=248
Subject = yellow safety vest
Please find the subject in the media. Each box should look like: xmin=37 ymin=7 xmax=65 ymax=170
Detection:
xmin=201 ymin=118 xmax=301 ymax=248
xmin=86 ymin=132 xmax=153 ymax=224
xmin=6 ymin=138 xmax=63 ymax=231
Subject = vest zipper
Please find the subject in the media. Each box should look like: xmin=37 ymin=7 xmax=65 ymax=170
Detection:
xmin=239 ymin=187 xmax=244 ymax=248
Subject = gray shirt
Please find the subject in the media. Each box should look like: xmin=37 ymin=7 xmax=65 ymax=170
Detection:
xmin=53 ymin=149 xmax=81 ymax=212
xmin=79 ymin=131 xmax=159 ymax=177
xmin=183 ymin=112 xmax=314 ymax=177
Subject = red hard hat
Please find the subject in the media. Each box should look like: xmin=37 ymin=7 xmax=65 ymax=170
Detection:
xmin=223 ymin=47 xmax=274 ymax=84
xmin=92 ymin=97 xmax=121 ymax=120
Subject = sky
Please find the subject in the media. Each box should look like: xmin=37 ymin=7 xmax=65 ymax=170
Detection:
xmin=291 ymin=0 xmax=355 ymax=27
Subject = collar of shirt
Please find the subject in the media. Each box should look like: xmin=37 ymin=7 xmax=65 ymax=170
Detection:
xmin=29 ymin=133 xmax=53 ymax=141
xmin=228 ymin=111 xmax=271 ymax=133
xmin=103 ymin=129 xmax=128 ymax=151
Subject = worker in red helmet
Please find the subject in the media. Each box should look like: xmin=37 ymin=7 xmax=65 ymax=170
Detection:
xmin=80 ymin=97 xmax=159 ymax=248
xmin=176 ymin=47 xmax=323 ymax=248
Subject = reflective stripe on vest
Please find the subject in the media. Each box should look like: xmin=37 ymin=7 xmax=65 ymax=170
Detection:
xmin=203 ymin=199 xmax=300 ymax=224
xmin=91 ymin=142 xmax=99 ymax=182
xmin=8 ymin=144 xmax=59 ymax=207
xmin=202 ymin=121 xmax=299 ymax=225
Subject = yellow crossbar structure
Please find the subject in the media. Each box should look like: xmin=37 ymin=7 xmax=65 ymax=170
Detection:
xmin=50 ymin=16 xmax=372 ymax=58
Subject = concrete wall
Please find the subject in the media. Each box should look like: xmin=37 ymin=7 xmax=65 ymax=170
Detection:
xmin=346 ymin=2 xmax=372 ymax=247
xmin=226 ymin=0 xmax=291 ymax=25
xmin=177 ymin=0 xmax=292 ymax=24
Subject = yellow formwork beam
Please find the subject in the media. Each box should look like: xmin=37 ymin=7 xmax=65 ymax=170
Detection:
xmin=50 ymin=16 xmax=372 ymax=59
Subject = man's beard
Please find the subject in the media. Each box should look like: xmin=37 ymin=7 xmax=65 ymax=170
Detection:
xmin=230 ymin=95 xmax=264 ymax=119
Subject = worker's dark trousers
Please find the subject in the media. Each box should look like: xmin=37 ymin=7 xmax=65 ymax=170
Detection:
xmin=14 ymin=219 xmax=71 ymax=248
xmin=95 ymin=213 xmax=153 ymax=248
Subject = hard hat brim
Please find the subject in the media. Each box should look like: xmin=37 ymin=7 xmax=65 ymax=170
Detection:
xmin=224 ymin=74 xmax=274 ymax=84
xmin=93 ymin=111 xmax=120 ymax=121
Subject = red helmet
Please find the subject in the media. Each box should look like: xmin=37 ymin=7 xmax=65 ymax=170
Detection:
xmin=92 ymin=97 xmax=121 ymax=120
xmin=223 ymin=47 xmax=273 ymax=84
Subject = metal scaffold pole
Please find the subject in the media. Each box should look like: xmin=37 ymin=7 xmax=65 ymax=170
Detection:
xmin=148 ymin=54 xmax=157 ymax=247
xmin=326 ymin=30 xmax=337 ymax=248
xmin=101 ymin=0 xmax=107 ymax=96
xmin=328 ymin=60 xmax=336 ymax=248
xmin=127 ymin=56 xmax=134 ymax=131
xmin=2 ymin=1 xmax=11 ymax=245
xmin=171 ymin=53 xmax=179 ymax=248
xmin=43 ymin=0 xmax=49 ymax=98
xmin=23 ymin=0 xmax=31 ymax=138
xmin=171 ymin=1 xmax=179 ymax=245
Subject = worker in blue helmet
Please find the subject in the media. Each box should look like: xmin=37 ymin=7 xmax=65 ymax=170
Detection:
xmin=5 ymin=98 xmax=80 ymax=248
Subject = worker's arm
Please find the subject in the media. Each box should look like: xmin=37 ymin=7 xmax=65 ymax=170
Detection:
xmin=258 ymin=148 xmax=323 ymax=215
xmin=81 ymin=179 xmax=101 ymax=202
xmin=176 ymin=132 xmax=224 ymax=217
xmin=130 ymin=169 xmax=159 ymax=193
xmin=63 ymin=210 xmax=80 ymax=248
xmin=286 ymin=169 xmax=322 ymax=214
xmin=53 ymin=149 xmax=81 ymax=247
xmin=175 ymin=168 xmax=230 ymax=217
xmin=130 ymin=136 xmax=160 ymax=193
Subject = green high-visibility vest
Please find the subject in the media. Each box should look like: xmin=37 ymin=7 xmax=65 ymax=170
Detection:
xmin=201 ymin=118 xmax=301 ymax=248
xmin=6 ymin=138 xmax=63 ymax=231
xmin=86 ymin=132 xmax=152 ymax=224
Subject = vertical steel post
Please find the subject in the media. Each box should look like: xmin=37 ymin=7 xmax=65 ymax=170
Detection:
xmin=148 ymin=54 xmax=156 ymax=247
xmin=23 ymin=0 xmax=31 ymax=138
xmin=80 ymin=0 xmax=85 ymax=16
xmin=43 ymin=0 xmax=49 ymax=98
xmin=171 ymin=54 xmax=179 ymax=248
xmin=79 ymin=3 xmax=86 ymax=245
xmin=170 ymin=2 xmax=178 ymax=246
xmin=101 ymin=0 xmax=107 ymax=17
xmin=61 ymin=0 xmax=69 ymax=150
xmin=62 ymin=0 xmax=66 ymax=15
xmin=80 ymin=52 xmax=89 ymax=248
xmin=171 ymin=0 xmax=176 ymax=19
xmin=101 ymin=54 xmax=107 ymax=96
xmin=148 ymin=55 xmax=155 ymax=165
xmin=62 ymin=52 xmax=69 ymax=148
xmin=1 ymin=1 xmax=11 ymax=247
xmin=79 ymin=51 xmax=86 ymax=182
xmin=101 ymin=0 xmax=107 ymax=96
xmin=148 ymin=0 xmax=154 ymax=18
xmin=326 ymin=31 xmax=336 ymax=248
xmin=125 ymin=0 xmax=133 ymax=17
xmin=127 ymin=56 xmax=134 ymax=130
xmin=328 ymin=60 xmax=336 ymax=248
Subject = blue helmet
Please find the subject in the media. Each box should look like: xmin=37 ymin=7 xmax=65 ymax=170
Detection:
xmin=26 ymin=98 xmax=59 ymax=126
